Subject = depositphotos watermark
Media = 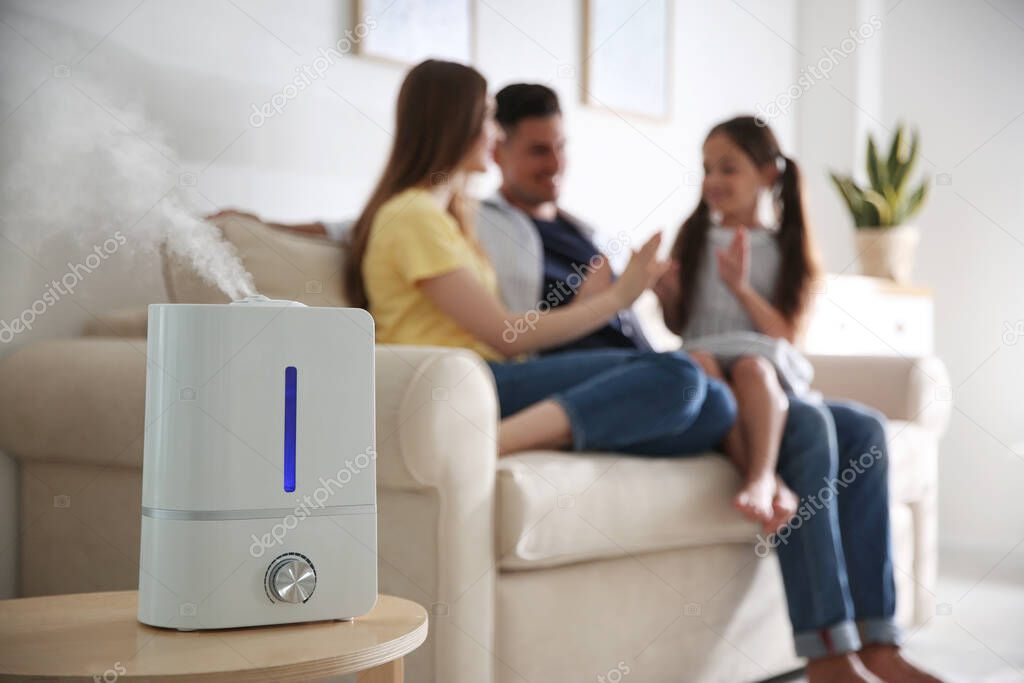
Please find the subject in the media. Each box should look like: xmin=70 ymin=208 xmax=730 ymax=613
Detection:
xmin=502 ymin=231 xmax=633 ymax=344
xmin=249 ymin=16 xmax=378 ymax=127
xmin=249 ymin=447 xmax=376 ymax=558
xmin=92 ymin=662 xmax=126 ymax=683
xmin=755 ymin=15 xmax=882 ymax=123
xmin=597 ymin=660 xmax=631 ymax=682
xmin=0 ymin=231 xmax=127 ymax=344
xmin=754 ymin=444 xmax=884 ymax=557
xmin=1002 ymin=320 xmax=1024 ymax=345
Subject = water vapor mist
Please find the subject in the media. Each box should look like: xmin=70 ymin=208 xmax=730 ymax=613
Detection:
xmin=1 ymin=81 xmax=256 ymax=300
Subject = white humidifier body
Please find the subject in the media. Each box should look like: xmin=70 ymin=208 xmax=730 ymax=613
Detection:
xmin=137 ymin=298 xmax=378 ymax=630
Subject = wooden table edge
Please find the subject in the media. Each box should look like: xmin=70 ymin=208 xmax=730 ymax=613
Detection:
xmin=0 ymin=592 xmax=428 ymax=682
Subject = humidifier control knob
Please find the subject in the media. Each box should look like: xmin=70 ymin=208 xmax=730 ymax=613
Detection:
xmin=266 ymin=553 xmax=316 ymax=604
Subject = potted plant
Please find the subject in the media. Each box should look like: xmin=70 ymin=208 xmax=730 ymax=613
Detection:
xmin=830 ymin=124 xmax=929 ymax=283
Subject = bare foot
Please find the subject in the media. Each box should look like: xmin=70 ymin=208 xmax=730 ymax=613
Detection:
xmin=763 ymin=476 xmax=799 ymax=535
xmin=858 ymin=644 xmax=945 ymax=682
xmin=806 ymin=653 xmax=884 ymax=683
xmin=734 ymin=474 xmax=776 ymax=523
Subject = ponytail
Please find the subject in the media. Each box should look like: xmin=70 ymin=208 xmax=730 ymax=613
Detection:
xmin=773 ymin=155 xmax=821 ymax=329
xmin=669 ymin=198 xmax=713 ymax=334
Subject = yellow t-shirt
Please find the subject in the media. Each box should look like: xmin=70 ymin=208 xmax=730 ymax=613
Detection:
xmin=364 ymin=187 xmax=503 ymax=361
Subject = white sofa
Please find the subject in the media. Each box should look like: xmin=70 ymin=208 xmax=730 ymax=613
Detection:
xmin=0 ymin=216 xmax=950 ymax=682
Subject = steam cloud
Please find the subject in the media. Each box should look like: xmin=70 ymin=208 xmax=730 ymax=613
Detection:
xmin=1 ymin=81 xmax=256 ymax=300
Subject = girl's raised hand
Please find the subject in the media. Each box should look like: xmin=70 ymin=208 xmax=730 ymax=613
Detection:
xmin=716 ymin=227 xmax=750 ymax=294
xmin=612 ymin=232 xmax=664 ymax=308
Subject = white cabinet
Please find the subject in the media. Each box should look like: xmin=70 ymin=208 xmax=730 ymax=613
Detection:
xmin=802 ymin=275 xmax=933 ymax=356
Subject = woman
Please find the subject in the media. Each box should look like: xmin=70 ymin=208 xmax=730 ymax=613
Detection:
xmin=343 ymin=59 xmax=736 ymax=460
xmin=655 ymin=116 xmax=942 ymax=683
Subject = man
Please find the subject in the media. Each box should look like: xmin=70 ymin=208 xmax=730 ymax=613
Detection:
xmin=474 ymin=83 xmax=651 ymax=354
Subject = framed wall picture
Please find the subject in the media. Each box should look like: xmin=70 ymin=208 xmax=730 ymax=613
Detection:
xmin=355 ymin=0 xmax=475 ymax=66
xmin=583 ymin=0 xmax=672 ymax=120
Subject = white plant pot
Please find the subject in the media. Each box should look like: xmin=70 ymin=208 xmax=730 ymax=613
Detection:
xmin=855 ymin=224 xmax=920 ymax=284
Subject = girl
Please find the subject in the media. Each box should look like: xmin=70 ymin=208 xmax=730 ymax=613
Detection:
xmin=657 ymin=117 xmax=943 ymax=682
xmin=656 ymin=116 xmax=818 ymax=532
xmin=343 ymin=59 xmax=736 ymax=459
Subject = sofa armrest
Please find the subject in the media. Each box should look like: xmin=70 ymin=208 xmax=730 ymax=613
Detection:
xmin=808 ymin=354 xmax=951 ymax=435
xmin=373 ymin=344 xmax=499 ymax=491
xmin=373 ymin=344 xmax=499 ymax=683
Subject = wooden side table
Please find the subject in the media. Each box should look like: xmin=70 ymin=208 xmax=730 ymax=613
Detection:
xmin=0 ymin=591 xmax=427 ymax=682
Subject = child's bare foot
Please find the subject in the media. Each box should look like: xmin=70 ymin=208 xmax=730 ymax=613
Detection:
xmin=763 ymin=476 xmax=799 ymax=534
xmin=734 ymin=474 xmax=776 ymax=523
xmin=858 ymin=644 xmax=944 ymax=682
xmin=806 ymin=653 xmax=883 ymax=683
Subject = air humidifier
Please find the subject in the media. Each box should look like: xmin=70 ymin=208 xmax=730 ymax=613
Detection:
xmin=137 ymin=296 xmax=378 ymax=630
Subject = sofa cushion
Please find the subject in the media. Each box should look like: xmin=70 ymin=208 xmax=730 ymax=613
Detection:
xmin=497 ymin=451 xmax=757 ymax=571
xmin=164 ymin=214 xmax=349 ymax=306
xmin=497 ymin=419 xmax=934 ymax=571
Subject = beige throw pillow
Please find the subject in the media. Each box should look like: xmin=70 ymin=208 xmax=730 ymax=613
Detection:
xmin=163 ymin=215 xmax=349 ymax=307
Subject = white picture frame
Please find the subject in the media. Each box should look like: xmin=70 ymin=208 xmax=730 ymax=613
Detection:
xmin=355 ymin=0 xmax=476 ymax=66
xmin=583 ymin=0 xmax=672 ymax=121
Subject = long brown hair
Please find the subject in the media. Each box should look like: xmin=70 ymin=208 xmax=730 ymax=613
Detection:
xmin=343 ymin=59 xmax=489 ymax=309
xmin=671 ymin=116 xmax=821 ymax=334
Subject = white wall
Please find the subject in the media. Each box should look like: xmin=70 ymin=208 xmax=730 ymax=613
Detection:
xmin=878 ymin=0 xmax=1024 ymax=552
xmin=793 ymin=0 xmax=886 ymax=270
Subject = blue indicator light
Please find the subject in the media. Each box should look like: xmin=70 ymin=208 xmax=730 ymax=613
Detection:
xmin=284 ymin=366 xmax=297 ymax=492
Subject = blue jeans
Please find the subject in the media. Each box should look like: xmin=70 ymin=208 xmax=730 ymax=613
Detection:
xmin=487 ymin=349 xmax=736 ymax=455
xmin=765 ymin=396 xmax=900 ymax=659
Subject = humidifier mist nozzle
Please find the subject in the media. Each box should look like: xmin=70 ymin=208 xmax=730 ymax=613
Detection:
xmin=231 ymin=295 xmax=307 ymax=307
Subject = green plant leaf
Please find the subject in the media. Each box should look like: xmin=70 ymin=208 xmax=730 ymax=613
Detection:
xmin=849 ymin=123 xmax=928 ymax=227
xmin=861 ymin=188 xmax=892 ymax=227
xmin=891 ymin=128 xmax=919 ymax=194
xmin=830 ymin=173 xmax=866 ymax=225
xmin=903 ymin=179 xmax=929 ymax=221
xmin=866 ymin=136 xmax=887 ymax=194
xmin=858 ymin=199 xmax=880 ymax=227
xmin=886 ymin=124 xmax=905 ymax=184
